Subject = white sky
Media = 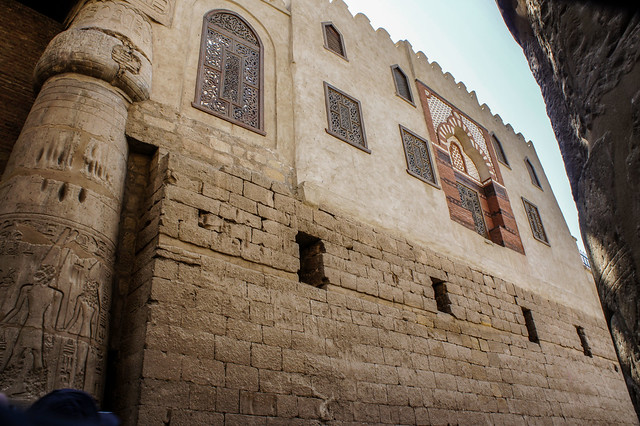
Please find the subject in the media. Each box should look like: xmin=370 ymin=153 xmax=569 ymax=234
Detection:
xmin=341 ymin=0 xmax=585 ymax=252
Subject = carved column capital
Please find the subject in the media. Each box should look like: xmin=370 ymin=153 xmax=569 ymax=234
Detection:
xmin=34 ymin=0 xmax=153 ymax=102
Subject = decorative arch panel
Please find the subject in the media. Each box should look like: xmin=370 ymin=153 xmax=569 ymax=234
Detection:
xmin=416 ymin=81 xmax=524 ymax=254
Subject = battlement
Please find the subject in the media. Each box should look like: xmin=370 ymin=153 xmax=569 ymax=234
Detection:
xmin=320 ymin=0 xmax=538 ymax=152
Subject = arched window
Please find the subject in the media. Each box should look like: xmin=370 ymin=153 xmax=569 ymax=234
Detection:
xmin=322 ymin=22 xmax=346 ymax=58
xmin=193 ymin=10 xmax=263 ymax=133
xmin=391 ymin=65 xmax=413 ymax=103
xmin=525 ymin=158 xmax=542 ymax=188
xmin=491 ymin=134 xmax=509 ymax=166
xmin=449 ymin=142 xmax=467 ymax=173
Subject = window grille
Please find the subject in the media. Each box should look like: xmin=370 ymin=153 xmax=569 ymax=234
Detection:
xmin=323 ymin=23 xmax=346 ymax=58
xmin=449 ymin=142 xmax=467 ymax=173
xmin=400 ymin=126 xmax=436 ymax=185
xmin=194 ymin=10 xmax=263 ymax=133
xmin=324 ymin=82 xmax=368 ymax=151
xmin=491 ymin=134 xmax=509 ymax=166
xmin=525 ymin=158 xmax=542 ymax=188
xmin=457 ymin=183 xmax=487 ymax=237
xmin=392 ymin=65 xmax=413 ymax=102
xmin=523 ymin=198 xmax=548 ymax=243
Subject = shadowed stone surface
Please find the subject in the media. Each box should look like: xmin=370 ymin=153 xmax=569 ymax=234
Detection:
xmin=496 ymin=0 xmax=640 ymax=416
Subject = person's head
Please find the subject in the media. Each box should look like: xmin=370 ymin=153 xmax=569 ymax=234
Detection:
xmin=27 ymin=389 xmax=100 ymax=425
xmin=27 ymin=389 xmax=120 ymax=426
xmin=0 ymin=392 xmax=9 ymax=407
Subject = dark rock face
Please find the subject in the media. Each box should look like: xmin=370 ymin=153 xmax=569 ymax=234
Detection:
xmin=496 ymin=0 xmax=640 ymax=416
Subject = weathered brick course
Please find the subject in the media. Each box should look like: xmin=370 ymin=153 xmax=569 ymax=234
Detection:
xmin=97 ymin=137 xmax=638 ymax=424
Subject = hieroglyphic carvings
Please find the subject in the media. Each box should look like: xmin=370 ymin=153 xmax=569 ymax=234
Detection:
xmin=0 ymin=216 xmax=114 ymax=399
xmin=112 ymin=44 xmax=142 ymax=75
xmin=73 ymin=1 xmax=153 ymax=49
xmin=125 ymin=0 xmax=175 ymax=26
xmin=82 ymin=140 xmax=114 ymax=189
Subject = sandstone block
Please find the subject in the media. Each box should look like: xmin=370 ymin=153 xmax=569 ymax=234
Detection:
xmin=142 ymin=349 xmax=183 ymax=381
xmin=182 ymin=355 xmax=225 ymax=386
xmin=244 ymin=181 xmax=274 ymax=207
xmin=226 ymin=363 xmax=260 ymax=391
xmin=239 ymin=391 xmax=277 ymax=416
xmin=216 ymin=335 xmax=251 ymax=365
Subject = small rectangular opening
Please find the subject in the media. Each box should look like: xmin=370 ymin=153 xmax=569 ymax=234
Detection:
xmin=522 ymin=307 xmax=539 ymax=343
xmin=432 ymin=279 xmax=452 ymax=314
xmin=576 ymin=326 xmax=593 ymax=357
xmin=296 ymin=232 xmax=326 ymax=288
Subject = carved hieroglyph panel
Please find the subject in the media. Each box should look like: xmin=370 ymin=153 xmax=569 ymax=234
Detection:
xmin=72 ymin=1 xmax=153 ymax=52
xmin=0 ymin=216 xmax=114 ymax=399
xmin=124 ymin=0 xmax=175 ymax=26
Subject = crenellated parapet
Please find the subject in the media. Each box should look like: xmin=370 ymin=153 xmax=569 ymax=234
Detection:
xmin=317 ymin=0 xmax=540 ymax=155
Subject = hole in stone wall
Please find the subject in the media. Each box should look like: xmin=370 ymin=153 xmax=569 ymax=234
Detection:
xmin=78 ymin=188 xmax=86 ymax=203
xmin=522 ymin=307 xmax=539 ymax=343
xmin=58 ymin=183 xmax=67 ymax=201
xmin=432 ymin=278 xmax=452 ymax=314
xmin=576 ymin=325 xmax=593 ymax=357
xmin=296 ymin=232 xmax=326 ymax=288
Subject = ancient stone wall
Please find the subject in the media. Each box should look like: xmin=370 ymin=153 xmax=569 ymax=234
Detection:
xmin=496 ymin=0 xmax=640 ymax=416
xmin=0 ymin=0 xmax=63 ymax=175
xmin=1 ymin=0 xmax=637 ymax=423
xmin=111 ymin=147 xmax=635 ymax=424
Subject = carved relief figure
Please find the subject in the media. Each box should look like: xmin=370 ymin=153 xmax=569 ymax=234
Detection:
xmin=0 ymin=268 xmax=16 ymax=289
xmin=0 ymin=229 xmax=22 ymax=255
xmin=65 ymin=280 xmax=100 ymax=339
xmin=0 ymin=265 xmax=63 ymax=391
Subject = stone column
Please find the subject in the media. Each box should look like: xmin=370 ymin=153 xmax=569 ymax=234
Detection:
xmin=0 ymin=0 xmax=152 ymax=401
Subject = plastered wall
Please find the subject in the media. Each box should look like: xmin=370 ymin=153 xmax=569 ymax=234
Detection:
xmin=289 ymin=0 xmax=599 ymax=318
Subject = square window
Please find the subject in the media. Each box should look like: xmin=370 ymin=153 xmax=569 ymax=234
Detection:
xmin=322 ymin=22 xmax=347 ymax=59
xmin=391 ymin=65 xmax=414 ymax=104
xmin=400 ymin=125 xmax=437 ymax=186
xmin=324 ymin=82 xmax=369 ymax=152
xmin=457 ymin=183 xmax=488 ymax=238
xmin=522 ymin=198 xmax=548 ymax=244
